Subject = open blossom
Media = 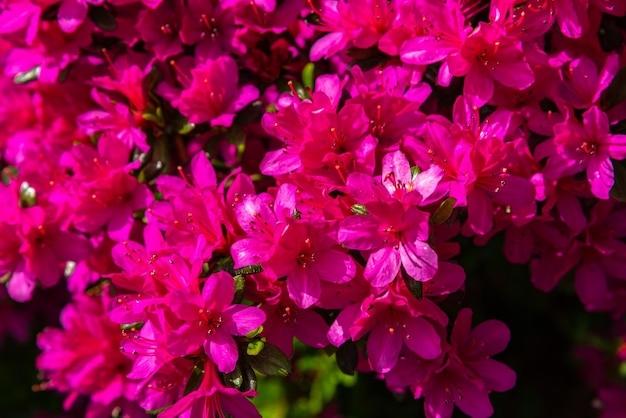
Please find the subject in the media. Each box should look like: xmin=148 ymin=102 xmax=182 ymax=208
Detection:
xmin=540 ymin=106 xmax=626 ymax=199
xmin=169 ymin=56 xmax=259 ymax=127
xmin=416 ymin=308 xmax=516 ymax=418
xmin=158 ymin=362 xmax=260 ymax=418
xmin=166 ymin=271 xmax=266 ymax=373
xmin=36 ymin=293 xmax=146 ymax=417
xmin=400 ymin=4 xmax=533 ymax=106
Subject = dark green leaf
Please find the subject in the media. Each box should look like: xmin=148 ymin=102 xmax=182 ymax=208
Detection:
xmin=183 ymin=362 xmax=205 ymax=396
xmin=430 ymin=197 xmax=457 ymax=225
xmin=87 ymin=5 xmax=117 ymax=31
xmin=336 ymin=340 xmax=358 ymax=376
xmin=246 ymin=343 xmax=291 ymax=377
xmin=233 ymin=264 xmax=263 ymax=276
xmin=601 ymin=66 xmax=626 ymax=110
xmin=610 ymin=158 xmax=626 ymax=202
xmin=401 ymin=266 xmax=422 ymax=300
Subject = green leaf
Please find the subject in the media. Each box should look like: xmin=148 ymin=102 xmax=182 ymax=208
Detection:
xmin=13 ymin=66 xmax=40 ymax=85
xmin=120 ymin=322 xmax=144 ymax=331
xmin=247 ymin=343 xmax=291 ymax=377
xmin=351 ymin=204 xmax=369 ymax=215
xmin=401 ymin=266 xmax=422 ymax=300
xmin=18 ymin=181 xmax=37 ymax=208
xmin=232 ymin=264 xmax=263 ymax=276
xmin=302 ymin=62 xmax=315 ymax=90
xmin=245 ymin=325 xmax=263 ymax=340
xmin=183 ymin=362 xmax=205 ymax=396
xmin=430 ymin=197 xmax=457 ymax=225
xmin=335 ymin=340 xmax=358 ymax=376
xmin=177 ymin=121 xmax=195 ymax=135
xmin=232 ymin=274 xmax=245 ymax=304
xmin=87 ymin=5 xmax=116 ymax=31
xmin=610 ymin=158 xmax=626 ymax=202
xmin=410 ymin=165 xmax=421 ymax=180
xmin=601 ymin=66 xmax=626 ymax=110
xmin=1 ymin=166 xmax=18 ymax=185
xmin=247 ymin=340 xmax=265 ymax=356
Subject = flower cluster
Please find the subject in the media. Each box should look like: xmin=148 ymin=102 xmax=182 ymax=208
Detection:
xmin=1 ymin=0 xmax=625 ymax=417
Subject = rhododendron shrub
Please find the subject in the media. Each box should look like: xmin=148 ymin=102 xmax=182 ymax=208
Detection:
xmin=1 ymin=0 xmax=626 ymax=417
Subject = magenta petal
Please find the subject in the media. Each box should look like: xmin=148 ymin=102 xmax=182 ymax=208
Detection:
xmin=400 ymin=36 xmax=456 ymax=65
xmin=490 ymin=61 xmax=534 ymax=90
xmin=367 ymin=322 xmax=402 ymax=373
xmin=364 ymin=246 xmax=401 ymax=288
xmin=470 ymin=320 xmax=510 ymax=356
xmin=287 ymin=267 xmax=320 ymax=309
xmin=167 ymin=323 xmax=206 ymax=357
xmin=107 ymin=204 xmax=134 ymax=242
xmin=454 ymin=375 xmax=494 ymax=418
xmin=587 ymin=155 xmax=613 ymax=200
xmin=574 ymin=260 xmax=608 ymax=307
xmin=471 ymin=359 xmax=516 ymax=392
xmin=205 ymin=331 xmax=238 ymax=373
xmin=399 ymin=240 xmax=438 ymax=282
xmin=6 ymin=271 xmax=35 ymax=302
xmin=313 ymin=250 xmax=355 ymax=283
xmin=223 ymin=305 xmax=266 ymax=335
xmin=338 ymin=215 xmax=383 ymax=250
xmin=402 ymin=316 xmax=441 ymax=360
xmin=293 ymin=309 xmax=330 ymax=348
xmin=170 ymin=291 xmax=204 ymax=321
xmin=57 ymin=0 xmax=87 ymax=32
xmin=328 ymin=304 xmax=360 ymax=347
xmin=202 ymin=271 xmax=234 ymax=312
xmin=556 ymin=192 xmax=587 ymax=234
xmin=583 ymin=106 xmax=610 ymax=140
xmin=464 ymin=66 xmax=494 ymax=107
xmin=467 ymin=189 xmax=494 ymax=235
xmin=221 ymin=394 xmax=262 ymax=418
xmin=190 ymin=151 xmax=217 ymax=189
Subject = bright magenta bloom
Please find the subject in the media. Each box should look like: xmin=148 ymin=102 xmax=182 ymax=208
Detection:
xmin=166 ymin=271 xmax=265 ymax=373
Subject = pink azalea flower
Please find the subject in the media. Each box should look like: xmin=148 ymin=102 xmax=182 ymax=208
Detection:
xmin=260 ymin=283 xmax=330 ymax=356
xmin=166 ymin=271 xmax=266 ymax=373
xmin=400 ymin=6 xmax=534 ymax=106
xmin=556 ymin=53 xmax=619 ymax=109
xmin=542 ymin=106 xmax=626 ymax=199
xmin=159 ymin=362 xmax=260 ymax=418
xmin=136 ymin=0 xmax=184 ymax=60
xmin=418 ymin=308 xmax=516 ymax=418
xmin=36 ymin=293 xmax=143 ymax=416
xmin=339 ymin=154 xmax=441 ymax=288
xmin=328 ymin=288 xmax=446 ymax=373
xmin=60 ymin=135 xmax=152 ymax=241
xmin=170 ymin=56 xmax=259 ymax=127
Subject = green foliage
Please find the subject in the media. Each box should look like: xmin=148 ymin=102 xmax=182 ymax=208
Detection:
xmin=252 ymin=341 xmax=356 ymax=417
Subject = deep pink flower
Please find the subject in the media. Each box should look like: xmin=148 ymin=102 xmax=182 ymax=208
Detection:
xmin=170 ymin=56 xmax=259 ymax=127
xmin=158 ymin=362 xmax=260 ymax=418
xmin=329 ymin=288 xmax=446 ymax=373
xmin=36 ymin=293 xmax=142 ymax=416
xmin=418 ymin=308 xmax=516 ymax=418
xmin=136 ymin=0 xmax=184 ymax=60
xmin=541 ymin=106 xmax=626 ymax=199
xmin=260 ymin=283 xmax=330 ymax=356
xmin=166 ymin=271 xmax=266 ymax=373
xmin=60 ymin=135 xmax=152 ymax=242
xmin=400 ymin=8 xmax=534 ymax=106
